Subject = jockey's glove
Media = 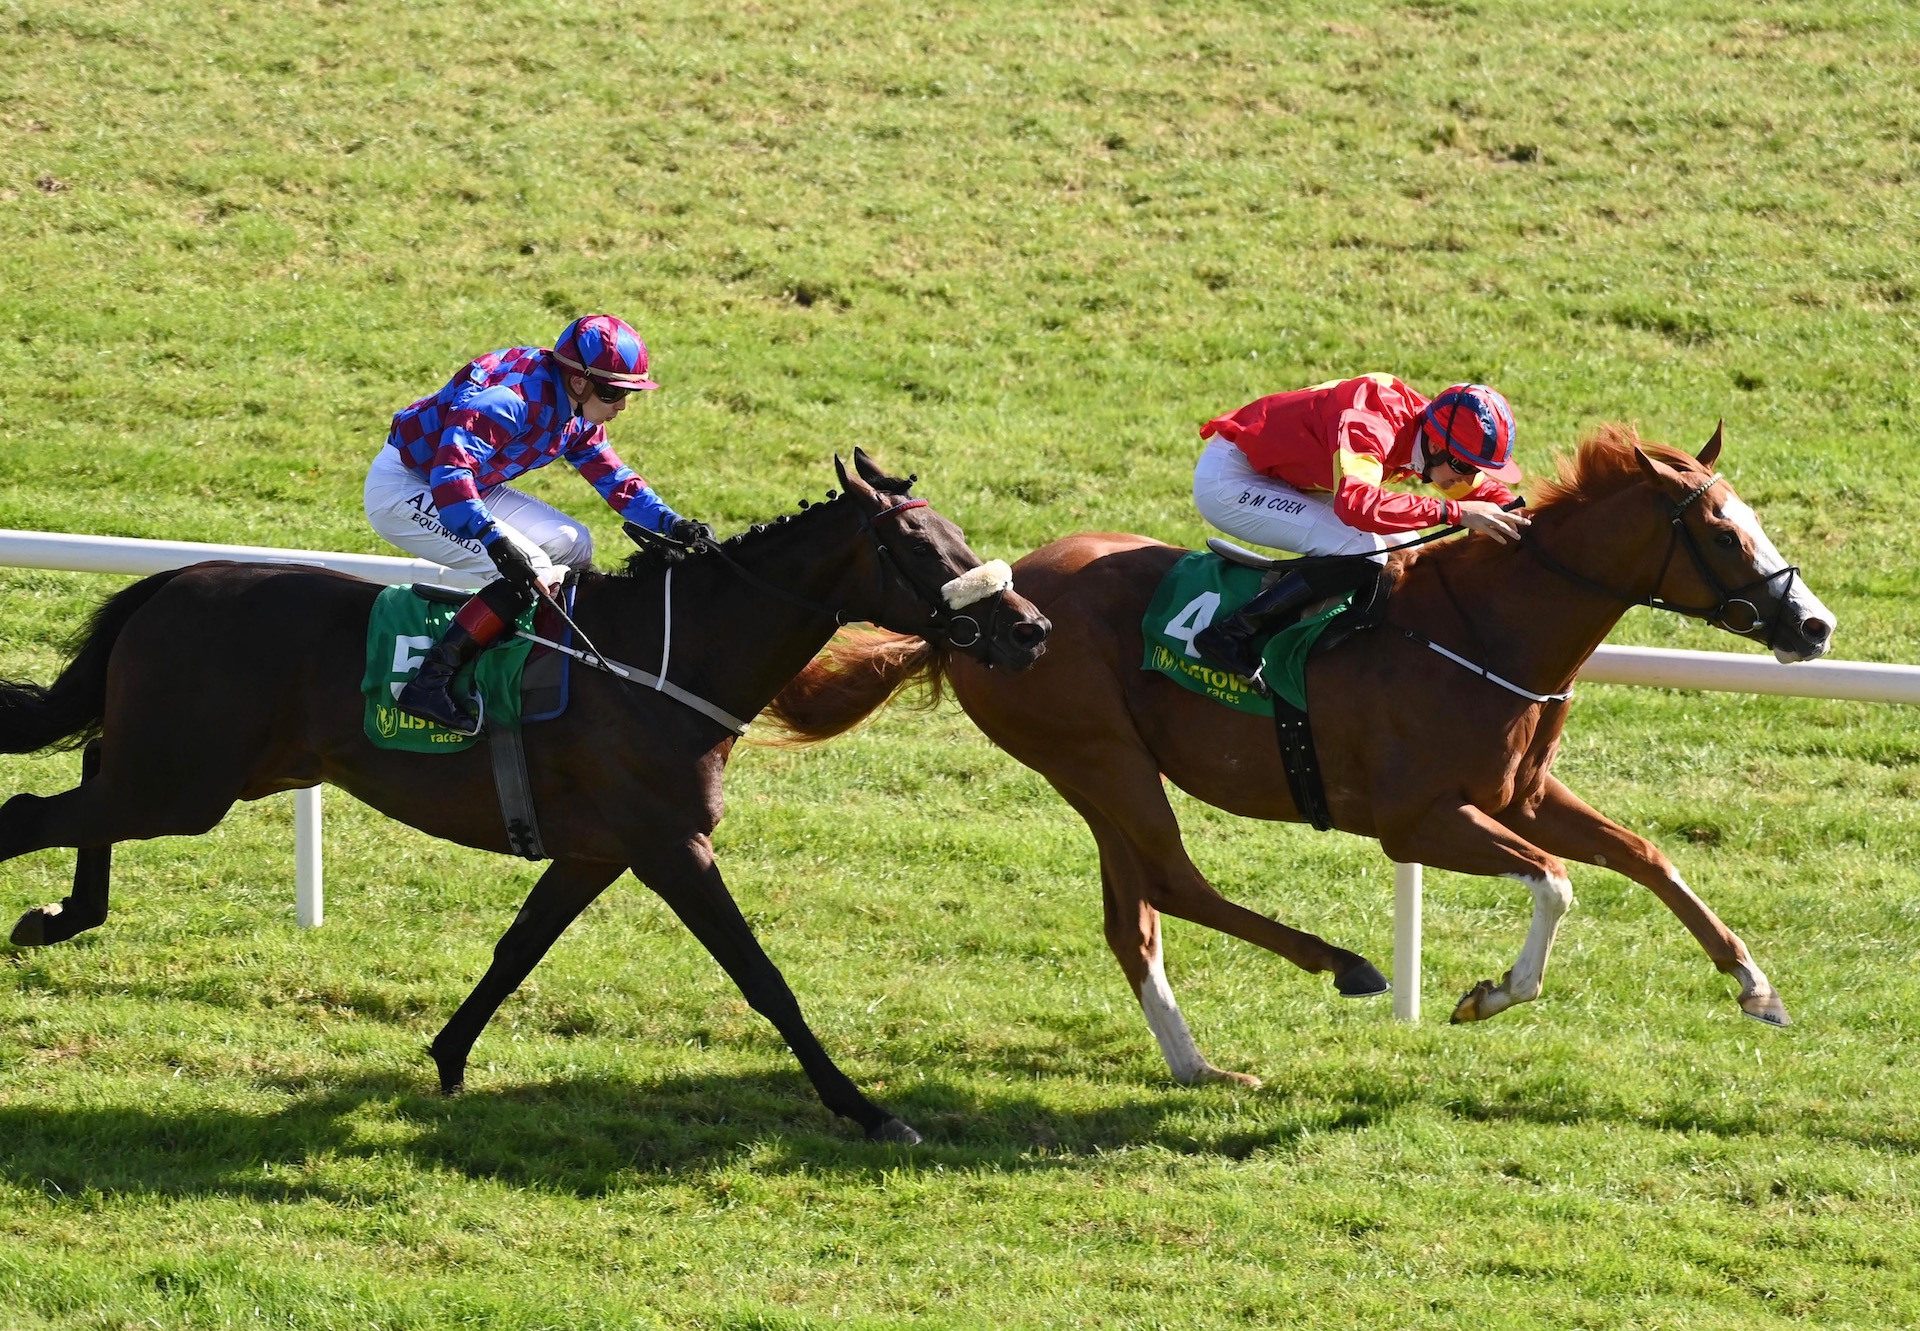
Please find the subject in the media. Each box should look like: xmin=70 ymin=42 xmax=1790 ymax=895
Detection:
xmin=485 ymin=536 xmax=538 ymax=589
xmin=667 ymin=516 xmax=715 ymax=547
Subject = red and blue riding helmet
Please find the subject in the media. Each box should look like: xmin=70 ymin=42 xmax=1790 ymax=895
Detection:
xmin=552 ymin=314 xmax=659 ymax=391
xmin=1419 ymin=384 xmax=1519 ymax=481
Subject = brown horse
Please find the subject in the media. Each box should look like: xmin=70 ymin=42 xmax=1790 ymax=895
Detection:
xmin=0 ymin=451 xmax=1049 ymax=1143
xmin=767 ymin=426 xmax=1835 ymax=1086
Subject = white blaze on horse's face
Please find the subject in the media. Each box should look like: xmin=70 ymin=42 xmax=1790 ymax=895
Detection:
xmin=1722 ymin=495 xmax=1837 ymax=663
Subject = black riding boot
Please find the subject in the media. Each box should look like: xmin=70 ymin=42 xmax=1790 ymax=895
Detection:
xmin=395 ymin=622 xmax=487 ymax=735
xmin=1191 ymin=570 xmax=1320 ymax=684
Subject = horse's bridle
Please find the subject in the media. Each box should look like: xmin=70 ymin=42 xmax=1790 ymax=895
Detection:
xmin=1523 ymin=473 xmax=1803 ymax=647
xmin=693 ymin=496 xmax=1002 ymax=652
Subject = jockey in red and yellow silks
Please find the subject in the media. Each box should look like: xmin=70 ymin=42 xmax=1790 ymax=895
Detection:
xmin=1198 ymin=373 xmax=1520 ymax=536
xmin=1189 ymin=374 xmax=1530 ymax=688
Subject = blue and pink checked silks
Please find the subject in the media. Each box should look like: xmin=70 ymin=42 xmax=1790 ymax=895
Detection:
xmin=384 ymin=346 xmax=679 ymax=545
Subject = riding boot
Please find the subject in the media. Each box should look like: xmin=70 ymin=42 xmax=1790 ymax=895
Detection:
xmin=395 ymin=623 xmax=488 ymax=735
xmin=395 ymin=581 xmax=531 ymax=735
xmin=1191 ymin=570 xmax=1320 ymax=684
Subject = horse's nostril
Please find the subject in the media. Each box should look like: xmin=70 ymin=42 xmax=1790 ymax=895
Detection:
xmin=1013 ymin=618 xmax=1050 ymax=647
xmin=1801 ymin=616 xmax=1832 ymax=644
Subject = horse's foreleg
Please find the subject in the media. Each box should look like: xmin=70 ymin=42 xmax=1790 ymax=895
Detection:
xmin=1380 ymin=804 xmax=1572 ymax=1023
xmin=8 ymin=740 xmax=113 ymax=946
xmin=429 ymin=857 xmax=625 ymax=1093
xmin=1503 ymin=777 xmax=1787 ymax=1027
xmin=633 ymin=835 xmax=919 ymax=1146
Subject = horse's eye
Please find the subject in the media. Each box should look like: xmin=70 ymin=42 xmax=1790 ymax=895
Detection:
xmin=1715 ymin=531 xmax=1738 ymax=549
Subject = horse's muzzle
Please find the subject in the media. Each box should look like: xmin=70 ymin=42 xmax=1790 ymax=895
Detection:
xmin=975 ymin=594 xmax=1050 ymax=671
xmin=1770 ymin=602 xmax=1835 ymax=663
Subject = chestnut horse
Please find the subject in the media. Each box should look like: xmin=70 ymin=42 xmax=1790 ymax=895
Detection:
xmin=0 ymin=451 xmax=1049 ymax=1142
xmin=767 ymin=426 xmax=1835 ymax=1086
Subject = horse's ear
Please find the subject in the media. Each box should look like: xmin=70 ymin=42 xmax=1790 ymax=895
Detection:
xmin=852 ymin=446 xmax=913 ymax=495
xmin=833 ymin=452 xmax=873 ymax=498
xmin=1697 ymin=420 xmax=1724 ymax=470
xmin=1632 ymin=446 xmax=1669 ymax=482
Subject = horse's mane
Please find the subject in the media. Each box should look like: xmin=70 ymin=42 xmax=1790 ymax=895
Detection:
xmin=606 ymin=476 xmax=911 ymax=580
xmin=1401 ymin=422 xmax=1701 ymax=578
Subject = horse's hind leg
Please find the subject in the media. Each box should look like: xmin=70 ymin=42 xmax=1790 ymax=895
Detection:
xmin=1050 ymin=755 xmax=1387 ymax=1087
xmin=1503 ymin=777 xmax=1787 ymax=1027
xmin=8 ymin=740 xmax=112 ymax=946
xmin=6 ymin=735 xmax=246 ymax=946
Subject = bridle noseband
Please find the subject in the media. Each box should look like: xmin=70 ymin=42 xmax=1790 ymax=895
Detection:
xmin=1524 ymin=473 xmax=1803 ymax=647
xmin=857 ymin=498 xmax=1002 ymax=650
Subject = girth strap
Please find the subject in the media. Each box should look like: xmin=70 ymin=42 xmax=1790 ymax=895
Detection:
xmin=1272 ymin=698 xmax=1333 ymax=832
xmin=487 ymin=721 xmax=546 ymax=861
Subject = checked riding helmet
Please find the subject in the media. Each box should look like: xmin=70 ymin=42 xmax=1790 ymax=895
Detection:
xmin=1418 ymin=383 xmax=1519 ymax=482
xmin=552 ymin=314 xmax=659 ymax=392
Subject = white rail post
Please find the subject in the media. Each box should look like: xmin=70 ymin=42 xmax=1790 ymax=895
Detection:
xmin=1393 ymin=861 xmax=1422 ymax=1022
xmin=294 ymin=787 xmax=323 ymax=929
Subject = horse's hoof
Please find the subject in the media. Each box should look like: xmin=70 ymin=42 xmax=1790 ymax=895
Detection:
xmin=1739 ymin=992 xmax=1792 ymax=1028
xmin=1334 ymin=959 xmax=1390 ymax=998
xmin=427 ymin=1044 xmax=466 ymax=1095
xmin=10 ymin=901 xmax=105 ymax=948
xmin=1450 ymin=979 xmax=1499 ymax=1024
xmin=867 ymin=1116 xmax=922 ymax=1146
xmin=10 ymin=906 xmax=53 ymax=947
xmin=1193 ymin=1065 xmax=1263 ymax=1090
xmin=10 ymin=902 xmax=73 ymax=947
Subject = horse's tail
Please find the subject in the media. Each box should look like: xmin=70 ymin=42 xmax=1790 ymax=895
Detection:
xmin=761 ymin=629 xmax=950 ymax=747
xmin=0 ymin=568 xmax=190 ymax=754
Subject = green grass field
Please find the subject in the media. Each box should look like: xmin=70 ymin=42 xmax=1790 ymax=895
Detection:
xmin=3 ymin=0 xmax=1918 ymax=1326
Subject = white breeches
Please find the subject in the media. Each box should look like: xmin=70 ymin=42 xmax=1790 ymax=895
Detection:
xmin=364 ymin=448 xmax=595 ymax=587
xmin=1192 ymin=439 xmax=1390 ymax=559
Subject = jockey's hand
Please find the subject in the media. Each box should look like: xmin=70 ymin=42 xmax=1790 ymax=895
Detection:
xmin=1457 ymin=500 xmax=1531 ymax=544
xmin=486 ymin=537 xmax=538 ymax=589
xmin=667 ymin=516 xmax=715 ymax=547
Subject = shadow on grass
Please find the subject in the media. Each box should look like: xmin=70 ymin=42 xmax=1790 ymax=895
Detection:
xmin=3 ymin=1057 xmax=1912 ymax=1205
xmin=0 ymin=1061 xmax=1378 ymax=1203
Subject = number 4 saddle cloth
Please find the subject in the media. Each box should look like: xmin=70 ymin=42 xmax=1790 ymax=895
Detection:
xmin=1141 ymin=552 xmax=1354 ymax=716
xmin=361 ymin=585 xmax=574 ymax=753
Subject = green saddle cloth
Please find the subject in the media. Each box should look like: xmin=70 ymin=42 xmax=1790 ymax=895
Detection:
xmin=1141 ymin=552 xmax=1353 ymax=716
xmin=361 ymin=586 xmax=537 ymax=752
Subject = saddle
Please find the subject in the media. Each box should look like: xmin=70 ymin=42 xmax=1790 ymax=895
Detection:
xmin=1204 ymin=541 xmax=1395 ymax=832
xmin=1206 ymin=539 xmax=1394 ymax=648
xmin=364 ymin=583 xmax=577 ymax=860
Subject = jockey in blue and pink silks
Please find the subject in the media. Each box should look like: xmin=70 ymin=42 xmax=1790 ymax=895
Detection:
xmin=364 ymin=314 xmax=712 ymax=735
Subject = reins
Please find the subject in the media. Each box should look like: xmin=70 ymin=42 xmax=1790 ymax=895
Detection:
xmin=684 ymin=497 xmax=1000 ymax=651
xmin=677 ymin=498 xmax=927 ymax=623
xmin=523 ymin=583 xmax=751 ymax=735
xmin=515 ymin=493 xmax=999 ymax=734
xmin=1375 ymin=498 xmax=1578 ymax=703
xmin=1400 ymin=469 xmax=1802 ymax=704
